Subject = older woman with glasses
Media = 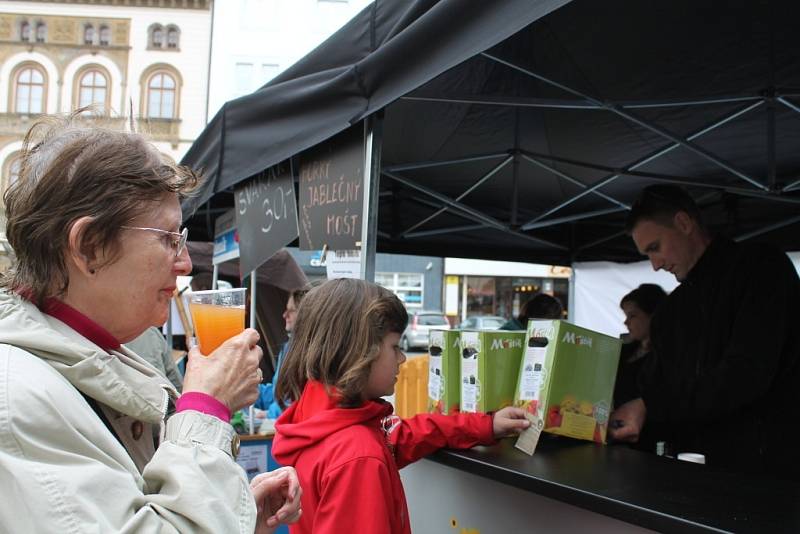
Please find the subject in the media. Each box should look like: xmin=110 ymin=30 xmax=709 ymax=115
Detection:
xmin=0 ymin=115 xmax=301 ymax=532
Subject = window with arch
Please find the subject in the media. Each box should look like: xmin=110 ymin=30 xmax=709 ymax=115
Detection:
xmin=84 ymin=24 xmax=94 ymax=45
xmin=14 ymin=64 xmax=46 ymax=114
xmin=77 ymin=68 xmax=108 ymax=112
xmin=36 ymin=22 xmax=46 ymax=43
xmin=150 ymin=25 xmax=164 ymax=48
xmin=20 ymin=21 xmax=30 ymax=42
xmin=99 ymin=25 xmax=110 ymax=46
xmin=146 ymin=71 xmax=177 ymax=119
xmin=166 ymin=26 xmax=179 ymax=49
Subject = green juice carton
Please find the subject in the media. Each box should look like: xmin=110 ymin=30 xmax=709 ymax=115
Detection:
xmin=427 ymin=329 xmax=461 ymax=415
xmin=514 ymin=320 xmax=621 ymax=444
xmin=460 ymin=330 xmax=525 ymax=413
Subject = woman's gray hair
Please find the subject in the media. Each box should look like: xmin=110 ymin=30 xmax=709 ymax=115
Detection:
xmin=2 ymin=113 xmax=202 ymax=304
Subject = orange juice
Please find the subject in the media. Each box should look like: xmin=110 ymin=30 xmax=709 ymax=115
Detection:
xmin=189 ymin=302 xmax=245 ymax=354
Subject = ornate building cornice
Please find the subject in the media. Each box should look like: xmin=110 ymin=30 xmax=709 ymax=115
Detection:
xmin=18 ymin=0 xmax=210 ymax=9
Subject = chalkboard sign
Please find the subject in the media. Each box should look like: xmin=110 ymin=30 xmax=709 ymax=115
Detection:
xmin=298 ymin=125 xmax=364 ymax=250
xmin=234 ymin=163 xmax=299 ymax=276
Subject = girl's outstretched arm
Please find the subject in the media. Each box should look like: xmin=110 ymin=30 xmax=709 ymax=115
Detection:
xmin=492 ymin=406 xmax=531 ymax=438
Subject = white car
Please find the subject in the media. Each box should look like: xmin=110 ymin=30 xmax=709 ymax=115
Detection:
xmin=400 ymin=311 xmax=450 ymax=351
xmin=457 ymin=315 xmax=507 ymax=330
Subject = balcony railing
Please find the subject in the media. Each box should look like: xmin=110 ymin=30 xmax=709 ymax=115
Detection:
xmin=0 ymin=113 xmax=181 ymax=142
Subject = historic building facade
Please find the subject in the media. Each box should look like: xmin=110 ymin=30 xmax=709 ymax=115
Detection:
xmin=0 ymin=0 xmax=211 ymax=264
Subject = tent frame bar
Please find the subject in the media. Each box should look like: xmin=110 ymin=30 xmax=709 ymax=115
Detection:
xmin=483 ymin=52 xmax=766 ymax=192
xmin=783 ymin=178 xmax=800 ymax=193
xmin=522 ymin=206 xmax=628 ymax=231
xmin=576 ymin=230 xmax=627 ymax=253
xmin=400 ymin=156 xmax=513 ymax=236
xmin=777 ymin=97 xmax=800 ymax=192
xmin=519 ymin=149 xmax=800 ymax=204
xmin=407 ymin=194 xmax=492 ymax=227
xmin=723 ymin=189 xmax=800 ymax=206
xmin=777 ymin=96 xmax=800 ymax=115
xmin=520 ymin=153 xmax=630 ymax=211
xmin=404 ymin=224 xmax=489 ymax=239
xmin=402 ymin=200 xmax=628 ymax=237
xmin=383 ymin=171 xmax=508 ymax=232
xmin=384 ymin=170 xmax=567 ymax=250
xmin=384 ymin=152 xmax=507 ymax=172
xmin=400 ymin=94 xmax=763 ymax=110
xmin=517 ymin=100 xmax=765 ymax=226
xmin=735 ymin=215 xmax=800 ymax=242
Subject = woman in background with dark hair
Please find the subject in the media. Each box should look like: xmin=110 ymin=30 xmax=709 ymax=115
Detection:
xmin=614 ymin=284 xmax=668 ymax=405
xmin=613 ymin=283 xmax=667 ymax=452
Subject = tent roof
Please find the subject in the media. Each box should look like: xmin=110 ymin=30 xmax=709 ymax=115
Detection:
xmin=183 ymin=0 xmax=800 ymax=265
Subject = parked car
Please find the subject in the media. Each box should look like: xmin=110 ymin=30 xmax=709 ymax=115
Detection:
xmin=400 ymin=310 xmax=450 ymax=351
xmin=457 ymin=315 xmax=507 ymax=330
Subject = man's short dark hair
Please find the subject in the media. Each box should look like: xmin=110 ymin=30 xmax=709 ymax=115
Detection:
xmin=625 ymin=185 xmax=705 ymax=234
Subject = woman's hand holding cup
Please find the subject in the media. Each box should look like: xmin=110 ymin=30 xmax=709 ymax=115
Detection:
xmin=182 ymin=328 xmax=263 ymax=412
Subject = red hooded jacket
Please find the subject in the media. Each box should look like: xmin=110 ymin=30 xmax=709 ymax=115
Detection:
xmin=272 ymin=381 xmax=495 ymax=534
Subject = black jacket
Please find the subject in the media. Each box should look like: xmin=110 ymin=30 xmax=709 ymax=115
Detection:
xmin=615 ymin=342 xmax=665 ymax=454
xmin=615 ymin=341 xmax=648 ymax=408
xmin=640 ymin=236 xmax=800 ymax=478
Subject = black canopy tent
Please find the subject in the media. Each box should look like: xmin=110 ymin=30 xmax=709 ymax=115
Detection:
xmin=182 ymin=0 xmax=800 ymax=265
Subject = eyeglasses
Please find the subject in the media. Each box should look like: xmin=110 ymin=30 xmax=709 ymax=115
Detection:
xmin=122 ymin=226 xmax=188 ymax=257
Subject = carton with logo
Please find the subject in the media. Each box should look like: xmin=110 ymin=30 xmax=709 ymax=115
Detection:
xmin=427 ymin=329 xmax=461 ymax=415
xmin=460 ymin=330 xmax=526 ymax=413
xmin=514 ymin=320 xmax=620 ymax=444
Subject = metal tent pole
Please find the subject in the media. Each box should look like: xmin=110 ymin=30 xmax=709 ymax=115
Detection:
xmin=249 ymin=269 xmax=257 ymax=435
xmin=360 ymin=114 xmax=383 ymax=282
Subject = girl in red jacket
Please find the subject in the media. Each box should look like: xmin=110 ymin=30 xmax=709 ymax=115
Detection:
xmin=272 ymin=278 xmax=530 ymax=534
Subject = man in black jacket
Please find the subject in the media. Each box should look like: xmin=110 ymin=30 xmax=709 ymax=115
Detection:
xmin=609 ymin=185 xmax=800 ymax=480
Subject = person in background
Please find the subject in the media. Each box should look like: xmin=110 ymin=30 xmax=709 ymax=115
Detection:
xmin=190 ymin=271 xmax=214 ymax=292
xmin=0 ymin=114 xmax=301 ymax=532
xmin=500 ymin=292 xmax=564 ymax=330
xmin=609 ymin=184 xmax=800 ymax=479
xmin=126 ymin=326 xmax=183 ymax=391
xmin=255 ymin=287 xmax=308 ymax=418
xmin=613 ymin=283 xmax=667 ymax=453
xmin=614 ymin=284 xmax=667 ymax=407
xmin=272 ymin=278 xmax=530 ymax=534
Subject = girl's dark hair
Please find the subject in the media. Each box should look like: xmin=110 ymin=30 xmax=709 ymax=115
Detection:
xmin=276 ymin=278 xmax=408 ymax=407
xmin=620 ymin=283 xmax=668 ymax=316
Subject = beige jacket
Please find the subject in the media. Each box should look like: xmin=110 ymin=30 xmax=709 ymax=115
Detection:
xmin=0 ymin=291 xmax=256 ymax=533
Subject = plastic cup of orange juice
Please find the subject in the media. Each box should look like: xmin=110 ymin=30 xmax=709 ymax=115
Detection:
xmin=188 ymin=288 xmax=247 ymax=355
